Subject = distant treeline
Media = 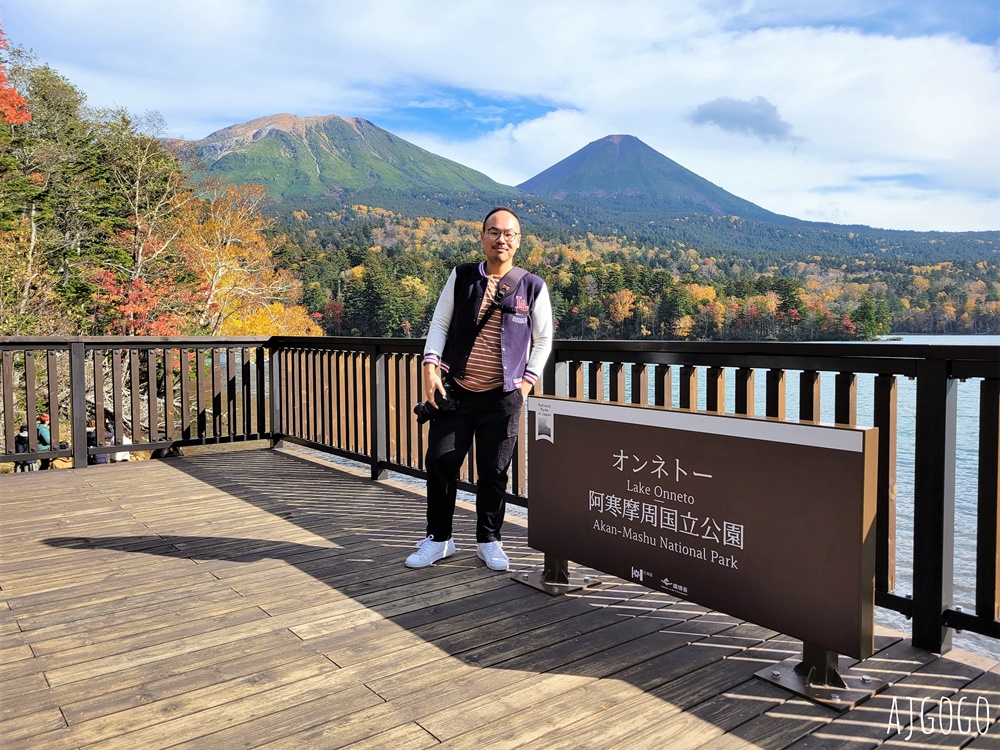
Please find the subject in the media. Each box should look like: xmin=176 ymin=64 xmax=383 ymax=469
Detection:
xmin=275 ymin=205 xmax=1000 ymax=341
xmin=284 ymin=189 xmax=1000 ymax=264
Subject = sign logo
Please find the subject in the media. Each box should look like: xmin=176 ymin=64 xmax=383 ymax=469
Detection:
xmin=661 ymin=576 xmax=689 ymax=597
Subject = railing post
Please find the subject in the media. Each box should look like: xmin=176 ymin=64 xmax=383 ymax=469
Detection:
xmin=766 ymin=368 xmax=786 ymax=420
xmin=630 ymin=363 xmax=648 ymax=405
xmin=371 ymin=346 xmax=389 ymax=480
xmin=735 ymin=367 xmax=755 ymax=417
xmin=588 ymin=362 xmax=605 ymax=401
xmin=912 ymin=358 xmax=956 ymax=653
xmin=653 ymin=364 xmax=672 ymax=408
xmin=834 ymin=372 xmax=857 ymax=427
xmin=609 ymin=362 xmax=625 ymax=402
xmin=679 ymin=365 xmax=697 ymax=410
xmin=269 ymin=345 xmax=282 ymax=448
xmin=977 ymin=377 xmax=999 ymax=621
xmin=69 ymin=341 xmax=88 ymax=469
xmin=706 ymin=366 xmax=725 ymax=413
xmin=799 ymin=370 xmax=820 ymax=422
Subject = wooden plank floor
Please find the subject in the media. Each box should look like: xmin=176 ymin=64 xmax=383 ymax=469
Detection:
xmin=1 ymin=448 xmax=997 ymax=749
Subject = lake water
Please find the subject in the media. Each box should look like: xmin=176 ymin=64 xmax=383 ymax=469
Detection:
xmin=299 ymin=333 xmax=999 ymax=658
xmin=709 ymin=334 xmax=996 ymax=658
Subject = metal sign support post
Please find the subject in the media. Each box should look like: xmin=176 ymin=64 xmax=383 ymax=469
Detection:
xmin=755 ymin=642 xmax=887 ymax=712
xmin=513 ymin=553 xmax=600 ymax=596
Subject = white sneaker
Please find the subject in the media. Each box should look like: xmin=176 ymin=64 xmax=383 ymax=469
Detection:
xmin=477 ymin=541 xmax=509 ymax=571
xmin=405 ymin=536 xmax=455 ymax=568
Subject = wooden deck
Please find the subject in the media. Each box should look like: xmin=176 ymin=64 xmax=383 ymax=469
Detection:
xmin=1 ymin=448 xmax=997 ymax=750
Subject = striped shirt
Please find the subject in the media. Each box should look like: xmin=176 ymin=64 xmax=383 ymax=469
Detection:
xmin=454 ymin=275 xmax=504 ymax=392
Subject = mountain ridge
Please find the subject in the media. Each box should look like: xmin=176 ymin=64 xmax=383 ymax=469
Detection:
xmin=173 ymin=113 xmax=998 ymax=261
xmin=172 ymin=113 xmax=513 ymax=198
xmin=173 ymin=115 xmax=790 ymax=223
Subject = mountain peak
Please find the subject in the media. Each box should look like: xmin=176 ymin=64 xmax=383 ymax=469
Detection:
xmin=518 ymin=134 xmax=782 ymax=221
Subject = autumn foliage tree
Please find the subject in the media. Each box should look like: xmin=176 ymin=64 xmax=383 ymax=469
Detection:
xmin=90 ymin=269 xmax=194 ymax=336
xmin=179 ymin=182 xmax=307 ymax=334
xmin=99 ymin=110 xmax=191 ymax=282
xmin=0 ymin=23 xmax=29 ymax=125
xmin=219 ymin=302 xmax=321 ymax=337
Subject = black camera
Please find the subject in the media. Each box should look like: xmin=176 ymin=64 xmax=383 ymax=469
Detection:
xmin=413 ymin=381 xmax=459 ymax=424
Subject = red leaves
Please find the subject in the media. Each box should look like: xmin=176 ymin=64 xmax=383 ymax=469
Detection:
xmin=0 ymin=24 xmax=30 ymax=125
xmin=92 ymin=269 xmax=194 ymax=336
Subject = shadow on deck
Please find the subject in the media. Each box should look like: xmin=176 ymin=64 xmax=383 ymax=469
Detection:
xmin=1 ymin=449 xmax=997 ymax=749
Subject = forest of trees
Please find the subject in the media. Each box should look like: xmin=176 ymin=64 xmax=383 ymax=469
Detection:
xmin=0 ymin=30 xmax=320 ymax=339
xmin=3 ymin=27 xmax=999 ymax=342
xmin=279 ymin=206 xmax=1000 ymax=341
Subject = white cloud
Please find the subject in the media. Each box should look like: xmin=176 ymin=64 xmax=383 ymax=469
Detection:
xmin=3 ymin=0 xmax=997 ymax=231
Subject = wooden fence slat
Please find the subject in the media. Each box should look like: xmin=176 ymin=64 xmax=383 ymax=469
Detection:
xmin=765 ymin=368 xmax=785 ymax=420
xmin=567 ymin=361 xmax=584 ymax=400
xmin=653 ymin=364 xmax=672 ymax=409
xmin=147 ymin=348 xmax=159 ymax=442
xmin=164 ymin=348 xmax=175 ymax=441
xmin=588 ymin=362 xmax=605 ymax=402
xmin=609 ymin=362 xmax=625 ymax=403
xmin=2 ymin=350 xmax=15 ymax=451
xmin=45 ymin=350 xmax=58 ymax=447
xmin=24 ymin=350 xmax=37 ymax=451
xmin=706 ymin=366 xmax=724 ymax=413
xmin=92 ymin=350 xmax=104 ymax=446
xmin=630 ymin=363 xmax=648 ymax=406
xmin=212 ymin=349 xmax=223 ymax=438
xmin=874 ymin=373 xmax=898 ymax=593
xmin=227 ymin=346 xmax=237 ymax=438
xmin=735 ymin=367 xmax=754 ymax=417
xmin=198 ymin=347 xmax=208 ymax=438
xmin=679 ymin=365 xmax=697 ymax=410
xmin=835 ymin=371 xmax=858 ymax=427
xmin=130 ymin=349 xmax=142 ymax=442
xmin=799 ymin=370 xmax=821 ymax=422
xmin=112 ymin=351 xmax=124 ymax=438
xmin=256 ymin=347 xmax=267 ymax=437
xmin=179 ymin=349 xmax=191 ymax=440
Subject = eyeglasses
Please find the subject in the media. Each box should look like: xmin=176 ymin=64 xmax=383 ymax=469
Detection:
xmin=485 ymin=228 xmax=520 ymax=241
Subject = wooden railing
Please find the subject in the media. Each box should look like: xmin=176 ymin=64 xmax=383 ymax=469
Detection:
xmin=0 ymin=337 xmax=273 ymax=468
xmin=2 ymin=335 xmax=997 ymax=655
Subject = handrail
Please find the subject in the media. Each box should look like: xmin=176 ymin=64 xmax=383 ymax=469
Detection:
xmin=1 ymin=335 xmax=997 ymax=655
xmin=1 ymin=337 xmax=273 ymax=468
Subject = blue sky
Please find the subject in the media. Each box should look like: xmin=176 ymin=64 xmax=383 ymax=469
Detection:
xmin=2 ymin=0 xmax=998 ymax=232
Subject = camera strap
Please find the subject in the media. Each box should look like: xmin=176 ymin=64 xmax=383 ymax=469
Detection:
xmin=474 ymin=267 xmax=528 ymax=337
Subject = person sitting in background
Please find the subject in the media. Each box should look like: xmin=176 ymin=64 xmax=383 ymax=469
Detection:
xmin=14 ymin=424 xmax=37 ymax=471
xmin=113 ymin=428 xmax=132 ymax=463
xmin=50 ymin=441 xmax=74 ymax=469
xmin=36 ymin=413 xmax=52 ymax=470
xmin=86 ymin=418 xmax=111 ymax=465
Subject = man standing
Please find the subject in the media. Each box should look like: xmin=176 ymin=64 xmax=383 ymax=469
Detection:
xmin=406 ymin=207 xmax=553 ymax=572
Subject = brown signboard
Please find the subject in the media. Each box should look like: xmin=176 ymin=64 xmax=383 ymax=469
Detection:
xmin=527 ymin=397 xmax=878 ymax=659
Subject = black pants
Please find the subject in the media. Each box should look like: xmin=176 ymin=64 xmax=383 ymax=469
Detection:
xmin=425 ymin=384 xmax=523 ymax=543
